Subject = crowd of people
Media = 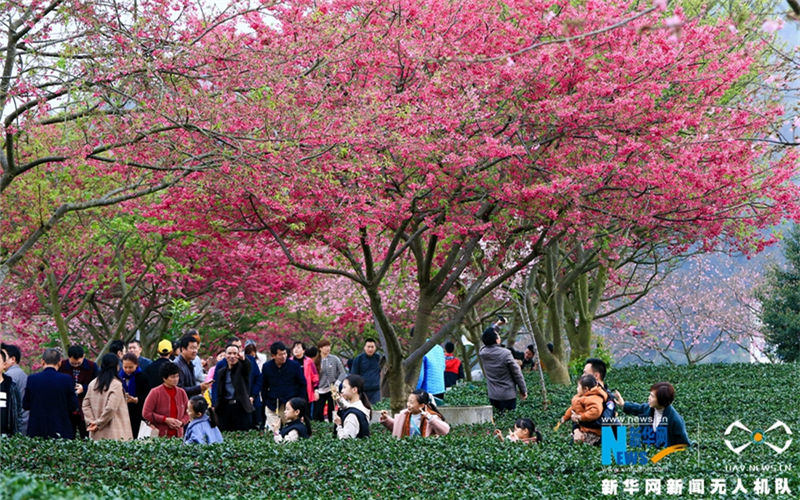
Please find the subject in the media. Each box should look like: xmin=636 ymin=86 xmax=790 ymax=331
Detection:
xmin=0 ymin=329 xmax=690 ymax=449
xmin=0 ymin=334 xmax=456 ymax=444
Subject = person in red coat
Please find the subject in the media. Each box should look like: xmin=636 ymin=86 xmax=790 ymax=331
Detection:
xmin=142 ymin=362 xmax=189 ymax=438
xmin=443 ymin=342 xmax=465 ymax=389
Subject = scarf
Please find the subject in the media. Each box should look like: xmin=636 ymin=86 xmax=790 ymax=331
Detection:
xmin=400 ymin=410 xmax=441 ymax=437
xmin=119 ymin=367 xmax=141 ymax=397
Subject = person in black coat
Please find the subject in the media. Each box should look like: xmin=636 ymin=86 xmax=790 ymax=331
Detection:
xmin=211 ymin=344 xmax=254 ymax=431
xmin=0 ymin=349 xmax=23 ymax=436
xmin=57 ymin=344 xmax=98 ymax=439
xmin=261 ymin=342 xmax=306 ymax=431
xmin=120 ymin=353 xmax=151 ymax=437
xmin=24 ymin=348 xmax=79 ymax=439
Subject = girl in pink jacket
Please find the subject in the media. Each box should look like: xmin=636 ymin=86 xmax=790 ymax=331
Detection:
xmin=379 ymin=390 xmax=450 ymax=438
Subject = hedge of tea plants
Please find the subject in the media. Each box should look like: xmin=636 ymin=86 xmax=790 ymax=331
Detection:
xmin=2 ymin=362 xmax=798 ymax=499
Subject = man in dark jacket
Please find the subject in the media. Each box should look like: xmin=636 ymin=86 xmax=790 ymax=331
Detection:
xmin=349 ymin=338 xmax=382 ymax=404
xmin=24 ymin=348 xmax=79 ymax=439
xmin=244 ymin=342 xmax=263 ymax=430
xmin=173 ymin=335 xmax=212 ymax=398
xmin=57 ymin=345 xmax=97 ymax=438
xmin=261 ymin=342 xmax=306 ymax=431
xmin=144 ymin=339 xmax=174 ymax=388
xmin=211 ymin=343 xmax=254 ymax=431
xmin=478 ymin=328 xmax=527 ymax=412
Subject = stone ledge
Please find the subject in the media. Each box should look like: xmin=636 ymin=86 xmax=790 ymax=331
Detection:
xmin=368 ymin=405 xmax=494 ymax=425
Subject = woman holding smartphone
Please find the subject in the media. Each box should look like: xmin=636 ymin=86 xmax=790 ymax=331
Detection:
xmin=379 ymin=389 xmax=450 ymax=438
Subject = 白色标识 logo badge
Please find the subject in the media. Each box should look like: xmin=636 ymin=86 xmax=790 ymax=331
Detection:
xmin=724 ymin=420 xmax=792 ymax=455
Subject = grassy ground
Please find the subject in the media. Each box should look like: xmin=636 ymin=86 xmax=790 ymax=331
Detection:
xmin=2 ymin=362 xmax=798 ymax=499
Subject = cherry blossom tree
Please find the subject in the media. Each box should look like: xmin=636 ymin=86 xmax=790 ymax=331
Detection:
xmin=155 ymin=0 xmax=800 ymax=408
xmin=600 ymin=254 xmax=766 ymax=365
xmin=0 ymin=0 xmax=266 ymax=285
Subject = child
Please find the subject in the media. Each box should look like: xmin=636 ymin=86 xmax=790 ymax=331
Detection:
xmin=558 ymin=374 xmax=606 ymax=445
xmin=379 ymin=389 xmax=450 ymax=438
xmin=272 ymin=397 xmax=312 ymax=443
xmin=332 ymin=374 xmax=372 ymax=439
xmin=494 ymin=418 xmax=542 ymax=444
xmin=184 ymin=395 xmax=223 ymax=444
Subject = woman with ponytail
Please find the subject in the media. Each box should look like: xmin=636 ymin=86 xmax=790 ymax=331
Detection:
xmin=379 ymin=389 xmax=450 ymax=438
xmin=184 ymin=395 xmax=223 ymax=444
xmin=272 ymin=397 xmax=312 ymax=442
xmin=332 ymin=374 xmax=371 ymax=439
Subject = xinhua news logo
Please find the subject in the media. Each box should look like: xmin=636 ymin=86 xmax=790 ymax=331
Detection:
xmin=601 ymin=421 xmax=687 ymax=466
xmin=724 ymin=420 xmax=793 ymax=455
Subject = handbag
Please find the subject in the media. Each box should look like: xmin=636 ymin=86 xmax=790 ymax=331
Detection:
xmin=137 ymin=421 xmax=153 ymax=439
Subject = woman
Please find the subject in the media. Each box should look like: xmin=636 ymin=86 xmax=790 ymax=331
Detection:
xmin=614 ymin=382 xmax=691 ymax=447
xmin=313 ymin=339 xmax=346 ymax=422
xmin=142 ymin=362 xmax=190 ymax=438
xmin=379 ymin=389 xmax=450 ymax=438
xmin=82 ymin=353 xmax=133 ymax=440
xmin=291 ymin=341 xmax=319 ymax=404
xmin=211 ymin=343 xmax=253 ymax=431
xmin=120 ymin=352 xmax=151 ymax=437
xmin=332 ymin=374 xmax=371 ymax=439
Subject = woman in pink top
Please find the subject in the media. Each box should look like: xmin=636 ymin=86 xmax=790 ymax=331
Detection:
xmin=291 ymin=342 xmax=319 ymax=402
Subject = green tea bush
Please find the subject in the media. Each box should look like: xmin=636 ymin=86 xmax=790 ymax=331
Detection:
xmin=2 ymin=363 xmax=798 ymax=499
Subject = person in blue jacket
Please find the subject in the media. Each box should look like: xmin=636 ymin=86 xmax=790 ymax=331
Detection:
xmin=614 ymin=382 xmax=692 ymax=447
xmin=350 ymin=338 xmax=382 ymax=404
xmin=184 ymin=395 xmax=223 ymax=444
xmin=23 ymin=348 xmax=79 ymax=439
xmin=416 ymin=342 xmax=446 ymax=399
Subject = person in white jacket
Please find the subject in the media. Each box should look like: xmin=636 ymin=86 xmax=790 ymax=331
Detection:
xmin=332 ymin=374 xmax=372 ymax=439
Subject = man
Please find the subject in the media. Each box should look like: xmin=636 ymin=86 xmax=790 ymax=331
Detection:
xmin=141 ymin=362 xmax=190 ymax=438
xmin=173 ymin=335 xmax=212 ymax=398
xmin=478 ymin=327 xmax=527 ymax=412
xmin=416 ymin=341 xmax=446 ymax=399
xmin=185 ymin=329 xmax=206 ymax=382
xmin=214 ymin=336 xmax=244 ymax=372
xmin=349 ymin=338 xmax=382 ymax=404
xmin=261 ymin=341 xmax=306 ymax=430
xmin=211 ymin=343 xmax=254 ymax=431
xmin=244 ymin=342 xmax=263 ymax=429
xmin=126 ymin=339 xmax=151 ymax=370
xmin=521 ymin=344 xmax=536 ymax=371
xmin=443 ymin=341 xmax=465 ymax=388
xmin=582 ymin=357 xmax=617 ymax=432
xmin=0 ymin=349 xmax=23 ymax=436
xmin=144 ymin=339 xmax=174 ymax=388
xmin=57 ymin=345 xmax=98 ymax=438
xmin=24 ymin=348 xmax=79 ymax=439
xmin=109 ymin=340 xmax=125 ymax=360
xmin=1 ymin=343 xmax=29 ymax=435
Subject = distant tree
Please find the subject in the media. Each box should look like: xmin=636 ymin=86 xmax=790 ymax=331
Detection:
xmin=758 ymin=225 xmax=800 ymax=362
xmin=603 ymin=254 xmax=765 ymax=365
